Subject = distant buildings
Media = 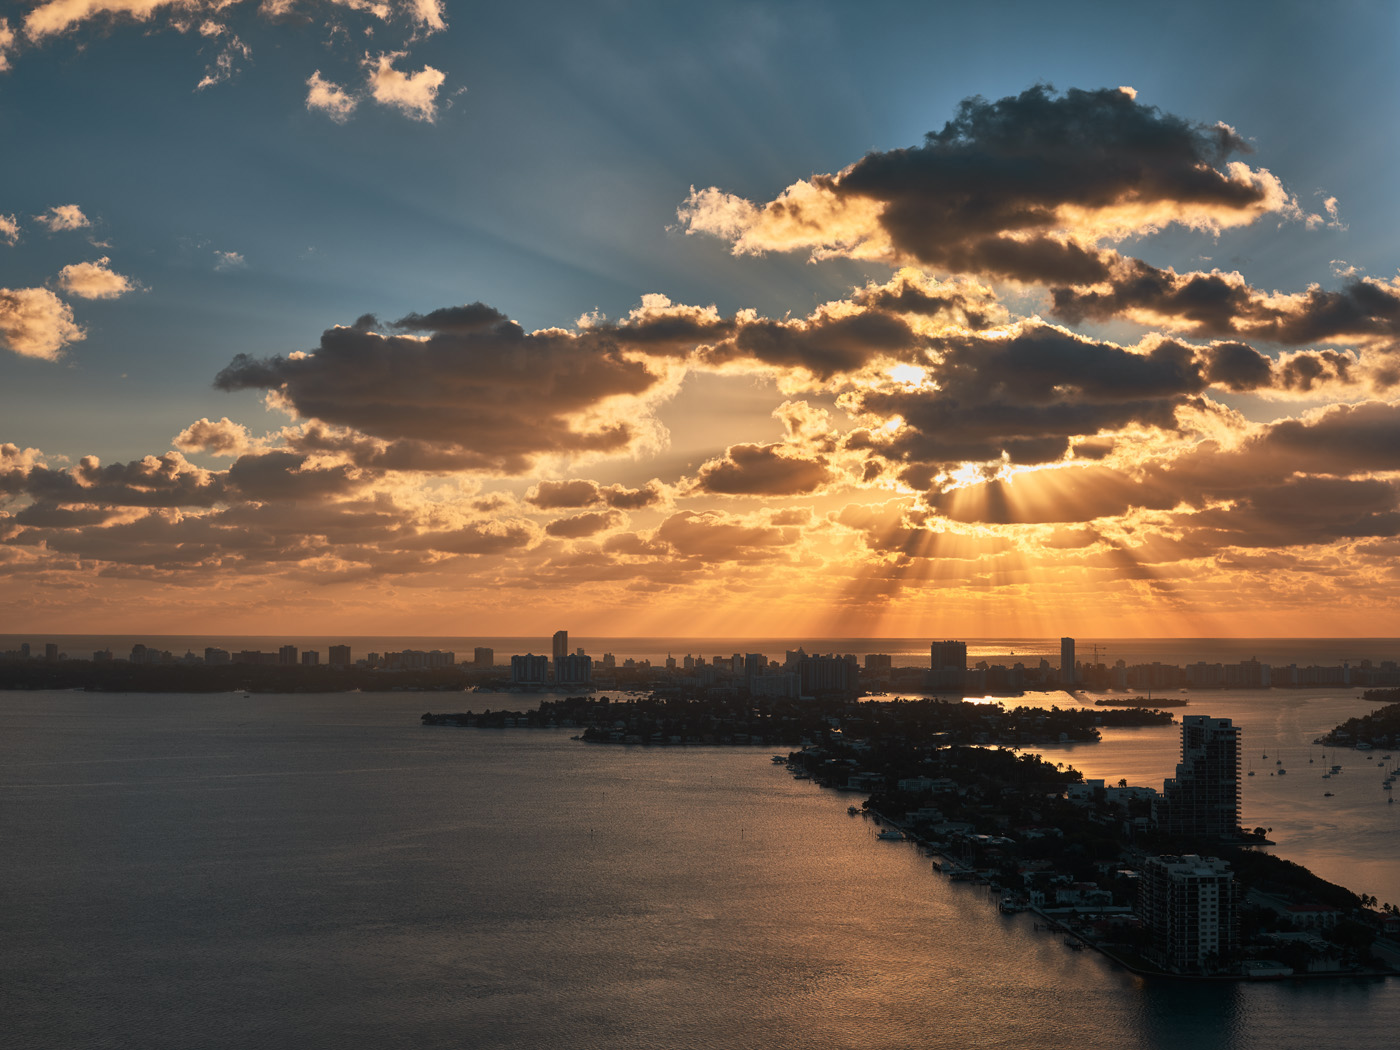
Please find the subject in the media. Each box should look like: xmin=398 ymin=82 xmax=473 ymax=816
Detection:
xmin=1156 ymin=715 xmax=1240 ymax=839
xmin=795 ymin=653 xmax=858 ymax=696
xmin=328 ymin=645 xmax=351 ymax=669
xmin=929 ymin=640 xmax=967 ymax=691
xmin=511 ymin=654 xmax=549 ymax=685
xmin=473 ymin=647 xmax=494 ymax=669
xmin=555 ymin=653 xmax=592 ymax=688
xmin=1061 ymin=637 xmax=1075 ymax=687
xmin=1138 ymin=854 xmax=1238 ymax=973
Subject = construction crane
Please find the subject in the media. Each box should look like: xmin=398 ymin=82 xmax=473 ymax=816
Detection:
xmin=1089 ymin=643 xmax=1108 ymax=667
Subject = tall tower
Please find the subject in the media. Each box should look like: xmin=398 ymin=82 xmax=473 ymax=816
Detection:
xmin=929 ymin=640 xmax=968 ymax=691
xmin=552 ymin=630 xmax=568 ymax=680
xmin=1060 ymin=637 xmax=1076 ymax=687
xmin=1157 ymin=715 xmax=1241 ymax=839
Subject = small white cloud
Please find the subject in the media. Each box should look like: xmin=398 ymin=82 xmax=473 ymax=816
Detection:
xmin=58 ymin=256 xmax=137 ymax=299
xmin=214 ymin=250 xmax=246 ymax=271
xmin=196 ymin=31 xmax=251 ymax=90
xmin=1322 ymin=195 xmax=1346 ymax=230
xmin=0 ymin=286 xmax=85 ymax=360
xmin=404 ymin=0 xmax=445 ymax=34
xmin=1330 ymin=259 xmax=1362 ymax=279
xmin=364 ymin=50 xmax=444 ymax=122
xmin=1117 ymin=85 xmax=1138 ymax=99
xmin=306 ymin=70 xmax=359 ymax=122
xmin=0 ymin=214 xmax=19 ymax=246
xmin=173 ymin=416 xmax=254 ymax=456
xmin=0 ymin=18 xmax=15 ymax=73
xmin=34 ymin=204 xmax=90 ymax=232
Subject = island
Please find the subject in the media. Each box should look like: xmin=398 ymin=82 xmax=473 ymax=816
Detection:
xmin=424 ymin=694 xmax=1400 ymax=981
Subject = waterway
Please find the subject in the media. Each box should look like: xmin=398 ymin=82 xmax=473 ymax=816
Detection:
xmin=3 ymin=689 xmax=1399 ymax=1049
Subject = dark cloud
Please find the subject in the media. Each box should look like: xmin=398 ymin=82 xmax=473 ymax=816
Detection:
xmin=692 ymin=442 xmax=834 ymax=496
xmin=849 ymin=324 xmax=1212 ymax=471
xmin=526 ymin=478 xmax=665 ymax=510
xmin=1052 ymin=266 xmax=1400 ymax=348
xmin=544 ymin=510 xmax=622 ymax=538
xmin=706 ymin=310 xmax=923 ymax=379
xmin=684 ymin=86 xmax=1286 ymax=286
xmin=527 ymin=479 xmax=607 ymax=509
xmin=215 ymin=305 xmax=667 ymax=474
xmin=1202 ymin=341 xmax=1273 ymax=391
xmin=398 ymin=519 xmax=541 ymax=555
xmin=390 ymin=302 xmax=512 ymax=332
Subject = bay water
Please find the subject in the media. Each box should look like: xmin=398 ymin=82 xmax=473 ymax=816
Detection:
xmin=4 ymin=688 xmax=1399 ymax=1049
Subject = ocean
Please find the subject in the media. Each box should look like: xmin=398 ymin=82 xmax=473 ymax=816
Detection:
xmin=4 ymin=687 xmax=1399 ymax=1049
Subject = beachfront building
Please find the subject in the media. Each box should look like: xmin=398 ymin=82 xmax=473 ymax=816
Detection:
xmin=1155 ymin=715 xmax=1241 ymax=839
xmin=511 ymin=654 xmax=550 ymax=685
xmin=929 ymin=640 xmax=967 ymax=691
xmin=555 ymin=653 xmax=592 ymax=688
xmin=1138 ymin=854 xmax=1238 ymax=973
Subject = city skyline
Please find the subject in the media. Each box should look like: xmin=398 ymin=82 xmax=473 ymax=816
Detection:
xmin=5 ymin=3 xmax=1400 ymax=638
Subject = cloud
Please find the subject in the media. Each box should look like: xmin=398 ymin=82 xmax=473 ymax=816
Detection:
xmin=213 ymin=303 xmax=674 ymax=474
xmin=0 ymin=214 xmax=19 ymax=246
xmin=306 ymin=70 xmax=358 ymax=122
xmin=173 ymin=416 xmax=254 ymax=456
xmin=213 ymin=249 xmax=246 ymax=270
xmin=33 ymin=204 xmax=89 ymax=232
xmin=0 ymin=18 xmax=14 ymax=72
xmin=921 ymin=401 xmax=1400 ymax=554
xmin=544 ymin=509 xmax=623 ymax=538
xmin=363 ymin=50 xmax=444 ymax=122
xmin=0 ymin=286 xmax=84 ymax=360
xmin=1051 ymin=266 xmax=1400 ymax=348
xmin=692 ymin=442 xmax=834 ymax=496
xmin=15 ymin=1 xmax=452 ymax=116
xmin=652 ymin=509 xmax=801 ymax=561
xmin=57 ymin=256 xmax=137 ymax=299
xmin=679 ymin=85 xmax=1296 ymax=284
xmin=194 ymin=28 xmax=250 ymax=89
xmin=404 ymin=0 xmax=443 ymax=34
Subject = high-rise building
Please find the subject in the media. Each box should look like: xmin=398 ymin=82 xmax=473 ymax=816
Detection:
xmin=555 ymin=653 xmax=592 ymax=688
xmin=1156 ymin=715 xmax=1241 ymax=839
xmin=328 ymin=644 xmax=351 ymax=669
xmin=1060 ymin=637 xmax=1076 ymax=686
xmin=552 ymin=630 xmax=568 ymax=663
xmin=1138 ymin=854 xmax=1237 ymax=973
xmin=279 ymin=644 xmax=298 ymax=666
xmin=929 ymin=640 xmax=967 ymax=691
xmin=474 ymin=647 xmax=494 ymax=669
xmin=796 ymin=653 xmax=859 ymax=696
xmin=511 ymin=654 xmax=550 ymax=685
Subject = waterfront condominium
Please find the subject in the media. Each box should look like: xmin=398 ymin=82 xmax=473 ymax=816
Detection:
xmin=1138 ymin=854 xmax=1238 ymax=974
xmin=929 ymin=640 xmax=968 ymax=691
xmin=1155 ymin=715 xmax=1241 ymax=839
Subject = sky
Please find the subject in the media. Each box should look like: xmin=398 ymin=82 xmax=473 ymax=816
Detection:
xmin=3 ymin=0 xmax=1400 ymax=639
